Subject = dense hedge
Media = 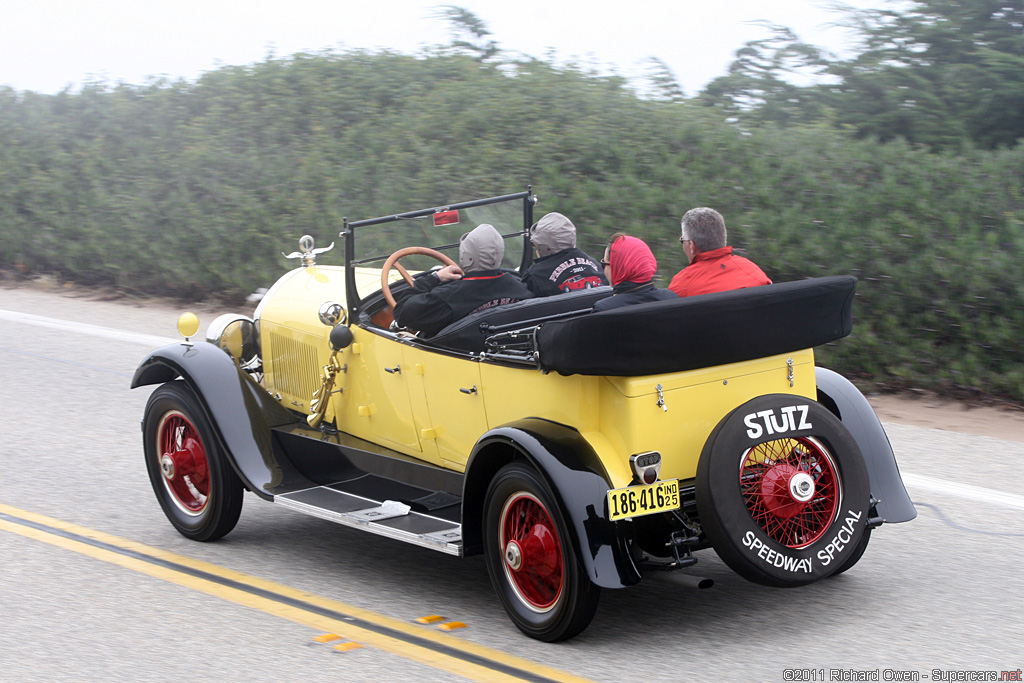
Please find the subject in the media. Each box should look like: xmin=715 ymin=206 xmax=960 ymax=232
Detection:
xmin=1 ymin=51 xmax=1022 ymax=400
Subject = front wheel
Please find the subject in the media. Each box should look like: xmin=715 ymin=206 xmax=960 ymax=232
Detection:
xmin=143 ymin=381 xmax=243 ymax=541
xmin=483 ymin=462 xmax=600 ymax=641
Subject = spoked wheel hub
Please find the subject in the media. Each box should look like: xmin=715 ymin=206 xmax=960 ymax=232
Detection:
xmin=759 ymin=466 xmax=817 ymax=518
xmin=500 ymin=493 xmax=564 ymax=613
xmin=160 ymin=453 xmax=176 ymax=479
xmin=504 ymin=540 xmax=524 ymax=571
xmin=741 ymin=437 xmax=841 ymax=548
xmin=156 ymin=411 xmax=211 ymax=515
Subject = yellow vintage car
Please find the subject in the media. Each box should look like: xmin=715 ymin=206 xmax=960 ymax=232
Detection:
xmin=132 ymin=189 xmax=915 ymax=641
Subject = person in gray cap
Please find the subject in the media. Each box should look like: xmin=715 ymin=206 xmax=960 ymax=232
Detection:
xmin=521 ymin=212 xmax=608 ymax=297
xmin=393 ymin=224 xmax=533 ymax=336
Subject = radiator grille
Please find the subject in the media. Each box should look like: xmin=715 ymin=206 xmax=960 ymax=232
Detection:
xmin=265 ymin=327 xmax=321 ymax=408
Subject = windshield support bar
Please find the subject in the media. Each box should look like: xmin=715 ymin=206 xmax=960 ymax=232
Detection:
xmin=348 ymin=191 xmax=531 ymax=230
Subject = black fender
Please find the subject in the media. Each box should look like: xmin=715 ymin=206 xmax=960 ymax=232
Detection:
xmin=131 ymin=342 xmax=304 ymax=499
xmin=462 ymin=418 xmax=641 ymax=589
xmin=816 ymin=367 xmax=917 ymax=524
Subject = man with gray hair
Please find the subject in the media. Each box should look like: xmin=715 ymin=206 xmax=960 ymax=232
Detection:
xmin=393 ymin=223 xmax=533 ymax=336
xmin=668 ymin=207 xmax=771 ymax=297
xmin=521 ymin=212 xmax=607 ymax=296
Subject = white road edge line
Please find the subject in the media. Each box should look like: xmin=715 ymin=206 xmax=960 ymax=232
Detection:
xmin=0 ymin=308 xmax=176 ymax=348
xmin=901 ymin=472 xmax=1024 ymax=511
xmin=5 ymin=308 xmax=1024 ymax=511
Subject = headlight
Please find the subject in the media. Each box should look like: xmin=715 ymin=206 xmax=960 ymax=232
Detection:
xmin=206 ymin=314 xmax=259 ymax=369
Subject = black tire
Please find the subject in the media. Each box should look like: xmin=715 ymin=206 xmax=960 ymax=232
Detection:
xmin=483 ymin=462 xmax=600 ymax=641
xmin=830 ymin=527 xmax=871 ymax=577
xmin=143 ymin=381 xmax=243 ymax=541
xmin=696 ymin=395 xmax=871 ymax=587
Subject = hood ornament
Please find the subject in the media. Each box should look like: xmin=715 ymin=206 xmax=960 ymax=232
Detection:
xmin=283 ymin=234 xmax=334 ymax=268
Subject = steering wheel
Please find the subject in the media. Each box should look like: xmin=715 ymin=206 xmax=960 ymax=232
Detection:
xmin=381 ymin=246 xmax=458 ymax=309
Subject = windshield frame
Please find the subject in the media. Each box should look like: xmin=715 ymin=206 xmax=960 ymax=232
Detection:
xmin=341 ymin=188 xmax=537 ymax=319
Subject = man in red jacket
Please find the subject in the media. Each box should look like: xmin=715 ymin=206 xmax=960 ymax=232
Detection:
xmin=668 ymin=207 xmax=772 ymax=297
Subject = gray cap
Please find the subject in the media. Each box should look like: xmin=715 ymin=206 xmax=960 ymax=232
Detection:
xmin=530 ymin=212 xmax=576 ymax=257
xmin=459 ymin=223 xmax=504 ymax=272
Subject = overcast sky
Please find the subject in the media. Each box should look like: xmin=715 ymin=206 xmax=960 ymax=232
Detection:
xmin=1 ymin=0 xmax=880 ymax=96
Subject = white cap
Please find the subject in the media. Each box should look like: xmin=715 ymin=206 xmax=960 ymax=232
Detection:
xmin=459 ymin=224 xmax=504 ymax=272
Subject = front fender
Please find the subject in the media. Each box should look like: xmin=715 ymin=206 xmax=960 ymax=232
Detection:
xmin=463 ymin=418 xmax=641 ymax=589
xmin=132 ymin=342 xmax=302 ymax=499
xmin=816 ymin=367 xmax=917 ymax=524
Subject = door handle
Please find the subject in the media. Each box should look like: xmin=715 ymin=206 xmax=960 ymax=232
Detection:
xmin=384 ymin=365 xmax=401 ymax=374
xmin=459 ymin=385 xmax=477 ymax=395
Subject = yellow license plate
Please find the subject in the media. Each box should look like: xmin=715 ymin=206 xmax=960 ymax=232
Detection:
xmin=607 ymin=480 xmax=680 ymax=521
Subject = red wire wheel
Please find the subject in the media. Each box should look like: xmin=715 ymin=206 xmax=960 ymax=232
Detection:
xmin=695 ymin=395 xmax=871 ymax=587
xmin=739 ymin=436 xmax=840 ymax=548
xmin=143 ymin=381 xmax=243 ymax=542
xmin=499 ymin=492 xmax=564 ymax=612
xmin=482 ymin=461 xmax=600 ymax=641
xmin=156 ymin=410 xmax=211 ymax=515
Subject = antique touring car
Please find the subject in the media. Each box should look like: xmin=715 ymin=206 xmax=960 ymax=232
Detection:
xmin=133 ymin=189 xmax=915 ymax=641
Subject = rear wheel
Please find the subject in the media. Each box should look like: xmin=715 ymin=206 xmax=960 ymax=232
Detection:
xmin=143 ymin=381 xmax=243 ymax=541
xmin=830 ymin=527 xmax=871 ymax=576
xmin=696 ymin=396 xmax=871 ymax=587
xmin=483 ymin=462 xmax=600 ymax=641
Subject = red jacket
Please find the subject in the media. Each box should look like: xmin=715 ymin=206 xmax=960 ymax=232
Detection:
xmin=668 ymin=246 xmax=771 ymax=297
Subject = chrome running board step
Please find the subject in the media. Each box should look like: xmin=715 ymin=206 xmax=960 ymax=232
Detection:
xmin=274 ymin=485 xmax=463 ymax=556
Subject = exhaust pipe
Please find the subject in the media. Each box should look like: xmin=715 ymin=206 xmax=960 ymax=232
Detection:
xmin=644 ymin=571 xmax=714 ymax=590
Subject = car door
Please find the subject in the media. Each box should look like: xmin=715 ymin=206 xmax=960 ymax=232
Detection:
xmin=344 ymin=332 xmax=429 ymax=458
xmin=402 ymin=345 xmax=487 ymax=471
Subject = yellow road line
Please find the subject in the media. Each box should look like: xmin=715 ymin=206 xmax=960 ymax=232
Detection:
xmin=0 ymin=503 xmax=595 ymax=683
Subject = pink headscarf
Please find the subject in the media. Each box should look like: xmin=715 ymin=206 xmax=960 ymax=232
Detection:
xmin=609 ymin=235 xmax=657 ymax=286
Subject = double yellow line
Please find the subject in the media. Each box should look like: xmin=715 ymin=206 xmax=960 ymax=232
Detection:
xmin=0 ymin=503 xmax=595 ymax=683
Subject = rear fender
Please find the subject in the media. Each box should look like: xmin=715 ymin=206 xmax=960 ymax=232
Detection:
xmin=463 ymin=418 xmax=640 ymax=589
xmin=816 ymin=367 xmax=917 ymax=523
xmin=132 ymin=342 xmax=302 ymax=499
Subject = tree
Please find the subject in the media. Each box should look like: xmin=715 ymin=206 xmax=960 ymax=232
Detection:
xmin=431 ymin=5 xmax=501 ymax=62
xmin=826 ymin=0 xmax=1024 ymax=148
xmin=700 ymin=0 xmax=1024 ymax=149
xmin=643 ymin=57 xmax=686 ymax=103
xmin=697 ymin=23 xmax=832 ymax=126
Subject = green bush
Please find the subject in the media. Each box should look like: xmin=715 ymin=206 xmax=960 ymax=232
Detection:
xmin=1 ymin=52 xmax=1021 ymax=400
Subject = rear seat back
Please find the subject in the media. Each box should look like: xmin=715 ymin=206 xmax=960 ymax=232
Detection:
xmin=426 ymin=286 xmax=613 ymax=352
xmin=535 ymin=276 xmax=857 ymax=376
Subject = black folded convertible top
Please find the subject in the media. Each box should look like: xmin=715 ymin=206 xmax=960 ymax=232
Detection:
xmin=534 ymin=276 xmax=857 ymax=376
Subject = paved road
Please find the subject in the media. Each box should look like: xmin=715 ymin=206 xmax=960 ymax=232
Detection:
xmin=2 ymin=285 xmax=1022 ymax=682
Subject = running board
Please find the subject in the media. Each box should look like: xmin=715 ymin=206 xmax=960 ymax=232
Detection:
xmin=273 ymin=485 xmax=463 ymax=556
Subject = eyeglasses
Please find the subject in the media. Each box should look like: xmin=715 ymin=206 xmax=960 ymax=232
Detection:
xmin=600 ymin=260 xmax=610 ymax=267
xmin=679 ymin=236 xmax=692 ymax=245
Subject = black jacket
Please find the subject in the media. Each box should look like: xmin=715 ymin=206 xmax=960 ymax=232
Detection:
xmin=394 ymin=269 xmax=534 ymax=336
xmin=521 ymin=248 xmax=608 ymax=297
xmin=591 ymin=281 xmax=678 ymax=312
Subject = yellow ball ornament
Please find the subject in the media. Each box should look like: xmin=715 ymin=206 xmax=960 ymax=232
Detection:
xmin=177 ymin=312 xmax=200 ymax=339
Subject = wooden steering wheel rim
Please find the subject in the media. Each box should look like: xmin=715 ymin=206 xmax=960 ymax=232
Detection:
xmin=381 ymin=246 xmax=458 ymax=309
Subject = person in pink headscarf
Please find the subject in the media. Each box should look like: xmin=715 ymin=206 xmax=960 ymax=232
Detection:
xmin=592 ymin=233 xmax=678 ymax=312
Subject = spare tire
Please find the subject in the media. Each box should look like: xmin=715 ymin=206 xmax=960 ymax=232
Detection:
xmin=696 ymin=394 xmax=870 ymax=587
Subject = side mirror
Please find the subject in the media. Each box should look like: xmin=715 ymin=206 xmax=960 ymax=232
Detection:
xmin=330 ymin=324 xmax=354 ymax=351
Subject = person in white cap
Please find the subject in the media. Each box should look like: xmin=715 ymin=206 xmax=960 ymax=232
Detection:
xmin=393 ymin=224 xmax=533 ymax=336
xmin=521 ymin=212 xmax=608 ymax=297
